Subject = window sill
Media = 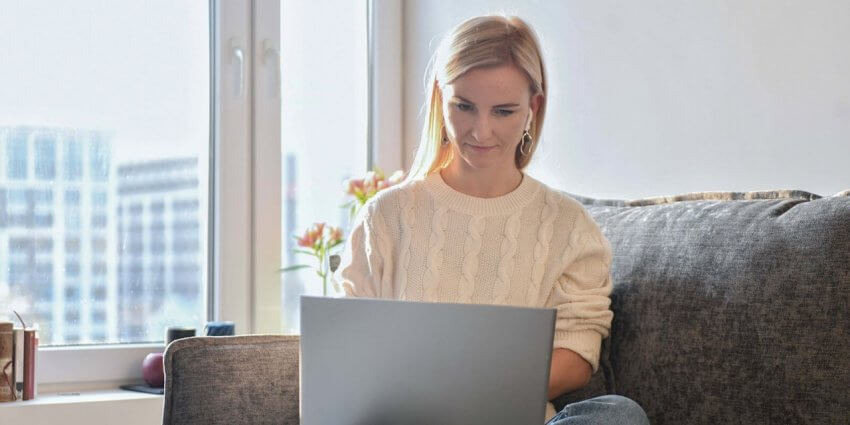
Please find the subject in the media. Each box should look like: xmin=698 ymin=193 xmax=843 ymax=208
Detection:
xmin=0 ymin=388 xmax=163 ymax=425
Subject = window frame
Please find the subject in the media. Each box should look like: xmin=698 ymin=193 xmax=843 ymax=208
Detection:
xmin=368 ymin=0 xmax=404 ymax=173
xmin=35 ymin=0 xmax=254 ymax=390
xmin=32 ymin=0 xmax=404 ymax=391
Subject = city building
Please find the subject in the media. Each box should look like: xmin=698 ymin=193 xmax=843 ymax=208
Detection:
xmin=0 ymin=126 xmax=116 ymax=344
xmin=1 ymin=126 xmax=206 ymax=345
xmin=116 ymin=157 xmax=205 ymax=342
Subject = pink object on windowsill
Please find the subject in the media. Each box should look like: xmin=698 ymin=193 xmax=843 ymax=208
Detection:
xmin=142 ymin=352 xmax=165 ymax=388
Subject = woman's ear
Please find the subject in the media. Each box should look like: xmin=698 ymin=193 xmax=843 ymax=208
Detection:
xmin=527 ymin=93 xmax=544 ymax=129
xmin=530 ymin=93 xmax=543 ymax=113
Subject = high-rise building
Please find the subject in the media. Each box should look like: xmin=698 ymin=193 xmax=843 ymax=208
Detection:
xmin=282 ymin=153 xmax=303 ymax=332
xmin=116 ymin=157 xmax=205 ymax=342
xmin=0 ymin=126 xmax=116 ymax=344
xmin=1 ymin=127 xmax=206 ymax=345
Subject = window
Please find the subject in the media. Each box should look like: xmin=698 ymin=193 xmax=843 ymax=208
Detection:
xmin=64 ymin=286 xmax=79 ymax=299
xmin=89 ymin=138 xmax=110 ymax=182
xmin=6 ymin=132 xmax=28 ymax=179
xmin=0 ymin=0 xmax=392 ymax=391
xmin=277 ymin=0 xmax=369 ymax=334
xmin=0 ymin=1 xmax=209 ymax=346
xmin=34 ymin=135 xmax=56 ymax=180
xmin=64 ymin=139 xmax=83 ymax=181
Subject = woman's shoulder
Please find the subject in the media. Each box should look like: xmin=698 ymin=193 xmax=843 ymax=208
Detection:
xmin=528 ymin=177 xmax=607 ymax=243
xmin=360 ymin=177 xmax=427 ymax=219
xmin=531 ymin=176 xmax=592 ymax=217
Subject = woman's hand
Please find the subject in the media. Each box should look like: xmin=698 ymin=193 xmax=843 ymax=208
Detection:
xmin=547 ymin=348 xmax=592 ymax=400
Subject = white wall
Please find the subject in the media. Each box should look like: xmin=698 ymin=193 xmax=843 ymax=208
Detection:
xmin=402 ymin=0 xmax=850 ymax=199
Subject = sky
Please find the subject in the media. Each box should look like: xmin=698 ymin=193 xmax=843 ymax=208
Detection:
xmin=0 ymin=0 xmax=209 ymax=163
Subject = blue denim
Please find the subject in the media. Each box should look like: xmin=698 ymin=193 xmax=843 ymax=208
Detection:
xmin=546 ymin=395 xmax=650 ymax=425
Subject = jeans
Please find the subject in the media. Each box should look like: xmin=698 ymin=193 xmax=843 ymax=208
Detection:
xmin=546 ymin=395 xmax=650 ymax=425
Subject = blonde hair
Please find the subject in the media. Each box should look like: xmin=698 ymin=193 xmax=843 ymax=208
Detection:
xmin=407 ymin=15 xmax=547 ymax=181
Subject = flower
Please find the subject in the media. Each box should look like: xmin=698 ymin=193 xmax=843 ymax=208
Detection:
xmin=343 ymin=168 xmax=405 ymax=220
xmin=281 ymin=222 xmax=345 ymax=296
xmin=296 ymin=223 xmax=326 ymax=248
xmin=282 ymin=167 xmax=405 ymax=297
xmin=328 ymin=226 xmax=343 ymax=245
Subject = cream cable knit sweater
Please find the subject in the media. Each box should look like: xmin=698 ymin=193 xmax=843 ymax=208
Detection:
xmin=339 ymin=172 xmax=614 ymax=369
xmin=338 ymin=173 xmax=613 ymax=419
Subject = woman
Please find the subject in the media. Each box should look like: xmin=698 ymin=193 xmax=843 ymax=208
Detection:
xmin=339 ymin=14 xmax=649 ymax=425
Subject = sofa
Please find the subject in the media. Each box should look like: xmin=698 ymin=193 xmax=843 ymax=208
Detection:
xmin=163 ymin=189 xmax=848 ymax=424
xmin=552 ymin=189 xmax=850 ymax=424
xmin=163 ymin=335 xmax=301 ymax=425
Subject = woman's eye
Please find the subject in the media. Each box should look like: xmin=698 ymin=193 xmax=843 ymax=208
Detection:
xmin=495 ymin=109 xmax=515 ymax=117
xmin=456 ymin=103 xmax=473 ymax=112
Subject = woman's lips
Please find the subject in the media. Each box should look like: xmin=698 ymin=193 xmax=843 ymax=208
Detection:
xmin=467 ymin=144 xmax=496 ymax=153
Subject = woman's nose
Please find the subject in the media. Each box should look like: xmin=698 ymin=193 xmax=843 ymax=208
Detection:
xmin=471 ymin=115 xmax=493 ymax=141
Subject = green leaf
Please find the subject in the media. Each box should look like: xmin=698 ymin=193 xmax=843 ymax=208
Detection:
xmin=293 ymin=249 xmax=316 ymax=256
xmin=280 ymin=264 xmax=310 ymax=272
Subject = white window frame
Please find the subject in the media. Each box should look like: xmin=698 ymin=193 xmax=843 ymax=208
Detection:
xmin=31 ymin=0 xmax=405 ymax=392
xmin=251 ymin=0 xmax=282 ymax=334
xmin=34 ymin=0 xmax=256 ymax=391
xmin=368 ymin=0 xmax=404 ymax=173
xmin=248 ymin=0 xmax=403 ymax=334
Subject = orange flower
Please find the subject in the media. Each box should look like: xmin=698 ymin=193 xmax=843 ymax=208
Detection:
xmin=344 ymin=178 xmax=365 ymax=196
xmin=296 ymin=231 xmax=313 ymax=248
xmin=328 ymin=226 xmax=343 ymax=245
xmin=296 ymin=223 xmax=325 ymax=248
xmin=343 ymin=169 xmax=406 ymax=221
xmin=311 ymin=222 xmax=325 ymax=239
xmin=283 ymin=221 xmax=346 ymax=297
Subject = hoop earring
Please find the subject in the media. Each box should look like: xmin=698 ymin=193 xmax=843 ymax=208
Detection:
xmin=520 ymin=130 xmax=533 ymax=156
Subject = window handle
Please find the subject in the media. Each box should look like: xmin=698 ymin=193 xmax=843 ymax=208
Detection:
xmin=262 ymin=39 xmax=280 ymax=99
xmin=230 ymin=38 xmax=245 ymax=98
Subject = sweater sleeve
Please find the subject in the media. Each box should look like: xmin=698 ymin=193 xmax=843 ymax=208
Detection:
xmin=547 ymin=208 xmax=614 ymax=373
xmin=337 ymin=203 xmax=390 ymax=298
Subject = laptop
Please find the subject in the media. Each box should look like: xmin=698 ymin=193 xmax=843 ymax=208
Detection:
xmin=300 ymin=296 xmax=556 ymax=425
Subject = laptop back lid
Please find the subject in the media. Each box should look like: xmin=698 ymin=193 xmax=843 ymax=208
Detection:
xmin=301 ymin=296 xmax=555 ymax=425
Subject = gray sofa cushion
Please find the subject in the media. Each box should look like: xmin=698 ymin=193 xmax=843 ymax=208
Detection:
xmin=560 ymin=190 xmax=849 ymax=424
xmin=163 ymin=335 xmax=300 ymax=425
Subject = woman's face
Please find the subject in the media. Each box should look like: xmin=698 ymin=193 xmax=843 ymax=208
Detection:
xmin=442 ymin=64 xmax=541 ymax=174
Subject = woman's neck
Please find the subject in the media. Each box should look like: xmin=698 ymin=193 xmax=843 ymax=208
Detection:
xmin=439 ymin=163 xmax=524 ymax=198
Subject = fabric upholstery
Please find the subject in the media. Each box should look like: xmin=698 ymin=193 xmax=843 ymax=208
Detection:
xmin=555 ymin=189 xmax=850 ymax=424
xmin=162 ymin=335 xmax=300 ymax=425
